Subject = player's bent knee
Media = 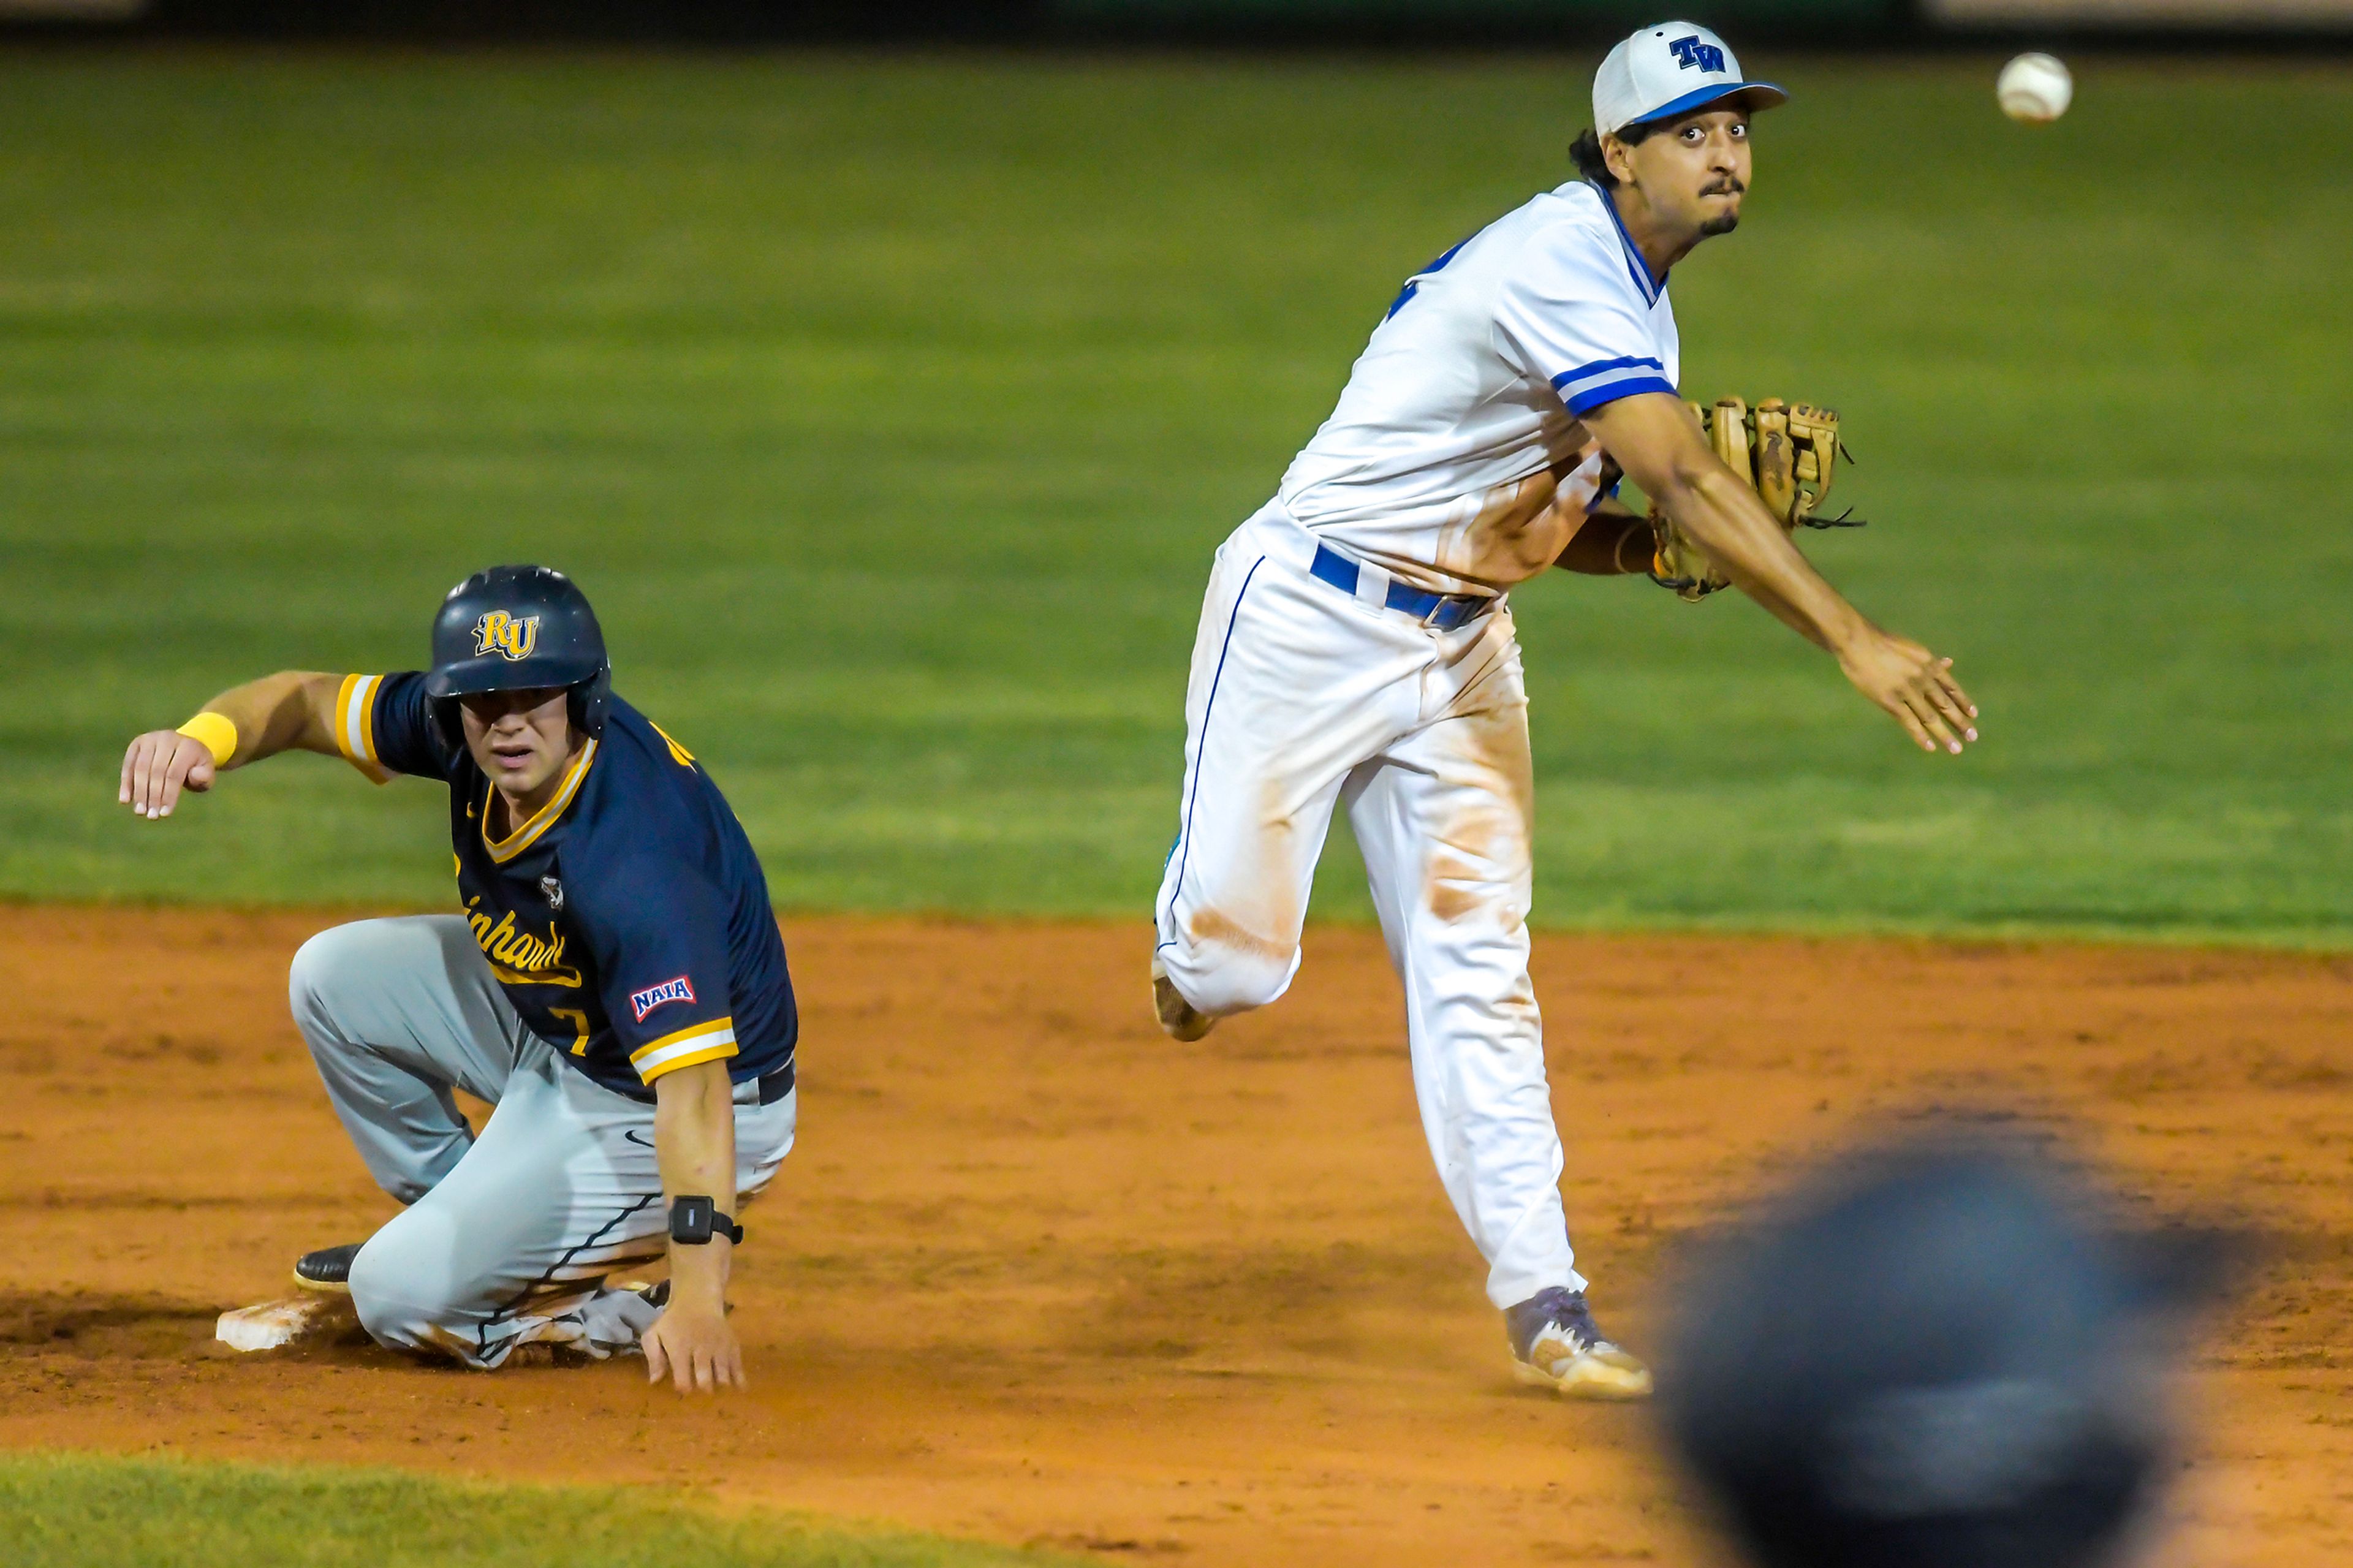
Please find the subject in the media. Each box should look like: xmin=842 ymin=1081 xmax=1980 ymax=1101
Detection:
xmin=1186 ymin=956 xmax=1294 ymax=1015
xmin=1162 ymin=933 xmax=1299 ymax=1016
xmin=346 ymin=1236 xmax=477 ymax=1363
xmin=344 ymin=1239 xmax=421 ymax=1348
xmin=287 ymin=922 xmax=379 ymax=1021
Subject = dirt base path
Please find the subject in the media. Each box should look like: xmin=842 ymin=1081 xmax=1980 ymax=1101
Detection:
xmin=1 ymin=907 xmax=2347 ymax=1566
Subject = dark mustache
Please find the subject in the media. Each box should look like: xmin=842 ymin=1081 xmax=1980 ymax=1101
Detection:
xmin=1700 ymin=177 xmax=1747 ymax=196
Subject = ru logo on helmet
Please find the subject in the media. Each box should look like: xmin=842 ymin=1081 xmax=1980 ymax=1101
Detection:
xmin=471 ymin=610 xmax=542 ymax=662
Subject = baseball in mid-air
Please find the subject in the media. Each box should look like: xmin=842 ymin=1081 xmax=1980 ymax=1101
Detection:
xmin=1998 ymin=53 xmax=2074 ymax=123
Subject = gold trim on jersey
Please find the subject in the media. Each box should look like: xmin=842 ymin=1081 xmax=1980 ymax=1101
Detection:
xmin=332 ymin=674 xmax=392 ymax=785
xmin=630 ymin=1017 xmax=738 ymax=1083
xmin=649 ymin=721 xmax=695 ymax=768
xmin=479 ymin=738 xmax=596 ymax=865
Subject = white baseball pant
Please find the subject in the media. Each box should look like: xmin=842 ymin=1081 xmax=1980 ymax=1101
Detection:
xmin=289 ymin=915 xmax=795 ymax=1369
xmin=1153 ymin=504 xmax=1585 ymax=1310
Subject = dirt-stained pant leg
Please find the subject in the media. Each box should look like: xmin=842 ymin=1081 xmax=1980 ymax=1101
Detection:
xmin=1156 ymin=517 xmax=1583 ymax=1309
xmin=347 ymin=1062 xmax=796 ymax=1369
xmin=1153 ymin=538 xmax=1424 ymax=1016
xmin=289 ymin=914 xmax=797 ymax=1369
xmin=1344 ymin=617 xmax=1584 ymax=1310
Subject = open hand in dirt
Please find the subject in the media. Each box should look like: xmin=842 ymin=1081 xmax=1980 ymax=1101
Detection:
xmin=644 ymin=1298 xmax=747 ymax=1394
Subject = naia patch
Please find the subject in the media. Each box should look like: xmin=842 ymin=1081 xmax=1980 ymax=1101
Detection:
xmin=630 ymin=974 xmax=696 ymax=1023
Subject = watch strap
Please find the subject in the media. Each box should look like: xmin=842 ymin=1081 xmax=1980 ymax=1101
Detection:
xmin=668 ymin=1194 xmax=745 ymax=1246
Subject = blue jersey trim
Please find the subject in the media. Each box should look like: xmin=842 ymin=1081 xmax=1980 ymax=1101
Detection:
xmin=1165 ymin=555 xmax=1267 ymax=939
xmin=1551 ymin=355 xmax=1667 ymax=397
xmin=1563 ymin=374 xmax=1678 ymax=415
xmin=1384 ymin=235 xmax=1473 ymax=320
xmin=1590 ymin=181 xmax=1667 ymax=305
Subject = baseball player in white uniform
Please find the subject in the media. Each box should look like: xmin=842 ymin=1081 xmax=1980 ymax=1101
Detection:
xmin=1150 ymin=24 xmax=1978 ymax=1399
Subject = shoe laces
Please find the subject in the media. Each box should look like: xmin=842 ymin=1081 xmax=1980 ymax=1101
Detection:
xmin=1509 ymin=1286 xmax=1605 ymax=1361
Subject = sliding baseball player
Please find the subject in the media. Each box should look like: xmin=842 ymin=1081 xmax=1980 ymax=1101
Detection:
xmin=119 ymin=565 xmax=797 ymax=1390
xmin=1151 ymin=23 xmax=1976 ymax=1398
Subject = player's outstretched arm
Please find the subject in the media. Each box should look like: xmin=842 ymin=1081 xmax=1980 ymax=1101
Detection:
xmin=1583 ymin=393 xmax=1979 ymax=756
xmin=119 ymin=670 xmax=346 ymax=819
xmin=645 ymin=1059 xmax=746 ymax=1394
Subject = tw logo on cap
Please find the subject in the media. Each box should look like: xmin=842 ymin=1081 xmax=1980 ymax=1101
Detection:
xmin=631 ymin=974 xmax=696 ymax=1023
xmin=1669 ymin=35 xmax=1726 ymax=72
xmin=471 ymin=610 xmax=541 ymax=662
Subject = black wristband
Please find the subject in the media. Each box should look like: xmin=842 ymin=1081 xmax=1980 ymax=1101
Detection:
xmin=668 ymin=1195 xmax=743 ymax=1246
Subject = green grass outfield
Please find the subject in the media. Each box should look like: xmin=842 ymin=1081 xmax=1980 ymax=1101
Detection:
xmin=2 ymin=52 xmax=2347 ymax=943
xmin=0 ymin=1452 xmax=1074 ymax=1568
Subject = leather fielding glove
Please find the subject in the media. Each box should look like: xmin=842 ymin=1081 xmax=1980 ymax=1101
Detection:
xmin=1648 ymin=397 xmax=1861 ymax=602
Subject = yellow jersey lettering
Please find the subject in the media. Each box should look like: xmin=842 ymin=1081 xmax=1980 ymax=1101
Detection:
xmin=460 ymin=896 xmax=582 ymax=988
xmin=548 ymin=1008 xmax=592 ymax=1055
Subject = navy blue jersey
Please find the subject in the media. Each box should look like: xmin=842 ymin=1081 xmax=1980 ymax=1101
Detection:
xmin=331 ymin=673 xmax=797 ymax=1101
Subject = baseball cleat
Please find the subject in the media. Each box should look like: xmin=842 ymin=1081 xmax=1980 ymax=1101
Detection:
xmin=291 ymin=1241 xmax=365 ymax=1295
xmin=504 ymin=1340 xmax=597 ymax=1369
xmin=1506 ymin=1286 xmax=1653 ymax=1401
xmin=1153 ymin=972 xmax=1216 ymax=1042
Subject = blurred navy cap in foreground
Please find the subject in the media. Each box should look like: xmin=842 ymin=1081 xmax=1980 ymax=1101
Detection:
xmin=1659 ymin=1135 xmax=2235 ymax=1568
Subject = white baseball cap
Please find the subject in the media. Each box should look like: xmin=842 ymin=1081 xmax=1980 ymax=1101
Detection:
xmin=1592 ymin=22 xmax=1787 ymax=137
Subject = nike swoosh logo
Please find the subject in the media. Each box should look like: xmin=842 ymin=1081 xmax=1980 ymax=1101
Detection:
xmin=623 ymin=1130 xmax=653 ymax=1149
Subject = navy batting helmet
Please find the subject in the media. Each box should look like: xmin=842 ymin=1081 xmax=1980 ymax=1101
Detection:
xmin=426 ymin=564 xmax=612 ymax=742
xmin=1660 ymin=1135 xmax=2232 ymax=1568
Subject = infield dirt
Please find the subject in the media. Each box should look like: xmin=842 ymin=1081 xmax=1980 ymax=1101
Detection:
xmin=1 ymin=907 xmax=2347 ymax=1566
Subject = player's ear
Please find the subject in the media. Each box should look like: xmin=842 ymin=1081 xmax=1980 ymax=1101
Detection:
xmin=1601 ymin=132 xmax=1636 ymax=187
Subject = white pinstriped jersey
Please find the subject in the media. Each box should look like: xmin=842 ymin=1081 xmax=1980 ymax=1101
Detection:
xmin=1275 ymin=179 xmax=1680 ymax=596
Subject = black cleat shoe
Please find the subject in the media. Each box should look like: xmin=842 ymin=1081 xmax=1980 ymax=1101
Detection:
xmin=1506 ymin=1286 xmax=1653 ymax=1401
xmin=292 ymin=1241 xmax=364 ymax=1295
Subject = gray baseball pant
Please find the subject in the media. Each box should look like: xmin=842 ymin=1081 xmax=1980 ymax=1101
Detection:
xmin=287 ymin=914 xmax=796 ymax=1370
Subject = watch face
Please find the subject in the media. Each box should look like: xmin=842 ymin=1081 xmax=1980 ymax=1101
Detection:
xmin=670 ymin=1195 xmax=715 ymax=1243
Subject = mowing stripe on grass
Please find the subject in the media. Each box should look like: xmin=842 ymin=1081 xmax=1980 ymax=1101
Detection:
xmin=0 ymin=1451 xmax=1081 ymax=1568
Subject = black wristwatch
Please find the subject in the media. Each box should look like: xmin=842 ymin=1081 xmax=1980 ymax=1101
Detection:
xmin=668 ymin=1194 xmax=743 ymax=1246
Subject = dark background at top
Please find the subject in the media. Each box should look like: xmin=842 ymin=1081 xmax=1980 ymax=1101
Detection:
xmin=10 ymin=0 xmax=2348 ymax=47
xmin=20 ymin=1 xmax=1895 ymax=45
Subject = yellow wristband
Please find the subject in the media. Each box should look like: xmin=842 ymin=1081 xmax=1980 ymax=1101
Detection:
xmin=175 ymin=712 xmax=238 ymax=767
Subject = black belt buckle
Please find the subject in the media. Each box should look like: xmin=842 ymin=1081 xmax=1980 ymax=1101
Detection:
xmin=1425 ymin=594 xmax=1479 ymax=632
xmin=1368 ymin=559 xmax=1487 ymax=632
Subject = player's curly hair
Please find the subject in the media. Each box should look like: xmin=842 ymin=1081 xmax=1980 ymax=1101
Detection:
xmin=1571 ymin=121 xmax=1662 ymax=189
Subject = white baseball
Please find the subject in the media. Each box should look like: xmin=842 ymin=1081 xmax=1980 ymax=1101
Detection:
xmin=1997 ymin=53 xmax=2073 ymax=124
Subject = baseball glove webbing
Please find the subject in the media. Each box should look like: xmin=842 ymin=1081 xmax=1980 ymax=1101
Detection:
xmin=1648 ymin=397 xmax=1862 ymax=601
